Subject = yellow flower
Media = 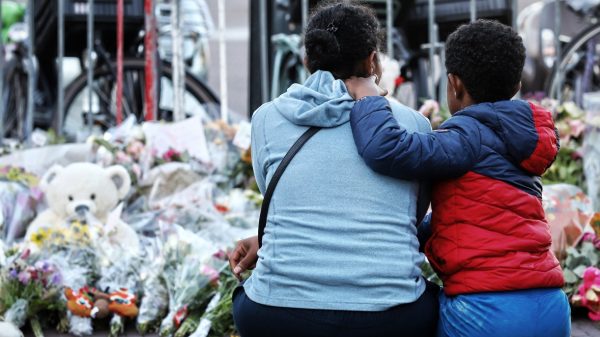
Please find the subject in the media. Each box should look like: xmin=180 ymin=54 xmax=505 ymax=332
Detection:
xmin=31 ymin=228 xmax=50 ymax=247
xmin=48 ymin=228 xmax=68 ymax=246
xmin=69 ymin=221 xmax=91 ymax=245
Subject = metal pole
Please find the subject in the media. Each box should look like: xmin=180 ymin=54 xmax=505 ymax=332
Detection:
xmin=144 ymin=0 xmax=157 ymax=121
xmin=57 ymin=0 xmax=64 ymax=135
xmin=26 ymin=0 xmax=35 ymax=142
xmin=171 ymin=0 xmax=185 ymax=121
xmin=428 ymin=0 xmax=436 ymax=100
xmin=301 ymin=0 xmax=309 ymax=34
xmin=218 ymin=0 xmax=228 ymax=122
xmin=0 ymin=2 xmax=4 ymax=143
xmin=259 ymin=0 xmax=269 ymax=103
xmin=87 ymin=0 xmax=94 ymax=135
xmin=386 ymin=0 xmax=393 ymax=59
xmin=512 ymin=0 xmax=518 ymax=29
xmin=470 ymin=0 xmax=476 ymax=22
xmin=116 ymin=0 xmax=124 ymax=124
xmin=554 ymin=0 xmax=562 ymax=102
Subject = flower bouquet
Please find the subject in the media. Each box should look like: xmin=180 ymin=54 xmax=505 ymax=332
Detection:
xmin=157 ymin=224 xmax=225 ymax=337
xmin=95 ymin=252 xmax=142 ymax=337
xmin=29 ymin=218 xmax=99 ymax=336
xmin=0 ymin=250 xmax=64 ymax=337
xmin=571 ymin=266 xmax=600 ymax=321
xmin=0 ymin=166 xmax=42 ymax=244
xmin=562 ymin=212 xmax=600 ymax=321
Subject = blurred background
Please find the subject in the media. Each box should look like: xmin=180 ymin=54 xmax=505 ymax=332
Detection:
xmin=1 ymin=0 xmax=599 ymax=144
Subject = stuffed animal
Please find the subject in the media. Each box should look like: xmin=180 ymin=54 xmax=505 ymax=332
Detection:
xmin=64 ymin=287 xmax=96 ymax=318
xmin=65 ymin=287 xmax=139 ymax=319
xmin=24 ymin=162 xmax=140 ymax=255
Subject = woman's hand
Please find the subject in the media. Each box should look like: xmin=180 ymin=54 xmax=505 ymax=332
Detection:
xmin=228 ymin=235 xmax=259 ymax=281
xmin=344 ymin=76 xmax=388 ymax=100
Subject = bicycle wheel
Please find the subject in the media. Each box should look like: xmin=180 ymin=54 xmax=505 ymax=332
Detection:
xmin=2 ymin=58 xmax=28 ymax=140
xmin=62 ymin=58 xmax=220 ymax=140
xmin=546 ymin=24 xmax=600 ymax=105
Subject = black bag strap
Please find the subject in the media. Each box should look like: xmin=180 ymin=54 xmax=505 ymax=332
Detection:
xmin=258 ymin=126 xmax=321 ymax=247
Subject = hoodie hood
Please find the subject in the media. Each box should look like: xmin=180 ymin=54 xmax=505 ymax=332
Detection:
xmin=457 ymin=100 xmax=559 ymax=176
xmin=272 ymin=71 xmax=354 ymax=128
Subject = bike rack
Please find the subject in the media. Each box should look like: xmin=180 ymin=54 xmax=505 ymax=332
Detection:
xmin=554 ymin=0 xmax=563 ymax=103
xmin=57 ymin=0 xmax=65 ymax=136
xmin=0 ymin=3 xmax=4 ymax=144
xmin=26 ymin=0 xmax=35 ymax=143
xmin=218 ymin=0 xmax=229 ymax=123
xmin=87 ymin=0 xmax=95 ymax=136
xmin=144 ymin=0 xmax=157 ymax=121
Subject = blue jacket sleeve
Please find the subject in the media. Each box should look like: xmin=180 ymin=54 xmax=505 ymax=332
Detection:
xmin=350 ymin=96 xmax=481 ymax=180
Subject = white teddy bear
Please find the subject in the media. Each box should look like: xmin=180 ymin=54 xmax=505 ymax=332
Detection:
xmin=25 ymin=162 xmax=140 ymax=256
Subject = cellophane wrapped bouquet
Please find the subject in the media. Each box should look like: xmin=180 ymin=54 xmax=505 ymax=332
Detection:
xmin=157 ymin=224 xmax=226 ymax=337
xmin=28 ymin=215 xmax=99 ymax=336
xmin=0 ymin=249 xmax=64 ymax=337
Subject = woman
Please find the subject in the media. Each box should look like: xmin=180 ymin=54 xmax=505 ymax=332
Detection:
xmin=230 ymin=3 xmax=438 ymax=336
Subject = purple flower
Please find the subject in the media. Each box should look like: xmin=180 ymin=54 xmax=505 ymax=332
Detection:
xmin=49 ymin=273 xmax=62 ymax=286
xmin=8 ymin=269 xmax=18 ymax=279
xmin=34 ymin=261 xmax=52 ymax=273
xmin=17 ymin=271 xmax=31 ymax=285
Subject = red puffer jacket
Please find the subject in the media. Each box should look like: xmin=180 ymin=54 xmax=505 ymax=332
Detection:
xmin=350 ymin=97 xmax=564 ymax=296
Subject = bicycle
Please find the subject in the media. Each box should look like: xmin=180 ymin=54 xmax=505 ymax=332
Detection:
xmin=61 ymin=37 xmax=220 ymax=140
xmin=546 ymin=4 xmax=600 ymax=106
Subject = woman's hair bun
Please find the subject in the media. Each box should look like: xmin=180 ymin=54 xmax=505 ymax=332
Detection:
xmin=304 ymin=28 xmax=341 ymax=70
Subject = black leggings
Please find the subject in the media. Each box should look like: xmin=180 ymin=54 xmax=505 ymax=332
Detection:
xmin=233 ymin=280 xmax=440 ymax=337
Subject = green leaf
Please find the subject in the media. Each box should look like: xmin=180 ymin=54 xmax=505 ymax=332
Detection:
xmin=564 ymin=269 xmax=579 ymax=284
xmin=573 ymin=265 xmax=588 ymax=278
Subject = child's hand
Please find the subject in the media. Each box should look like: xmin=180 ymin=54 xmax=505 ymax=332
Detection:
xmin=344 ymin=76 xmax=388 ymax=100
xmin=228 ymin=235 xmax=259 ymax=281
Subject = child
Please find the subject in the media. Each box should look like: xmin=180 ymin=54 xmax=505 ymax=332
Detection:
xmin=346 ymin=20 xmax=570 ymax=337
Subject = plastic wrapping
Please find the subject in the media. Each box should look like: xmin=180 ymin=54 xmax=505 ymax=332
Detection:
xmin=583 ymin=93 xmax=600 ymax=211
xmin=31 ymin=216 xmax=100 ymax=336
xmin=4 ymin=299 xmax=28 ymax=328
xmin=158 ymin=225 xmax=225 ymax=337
xmin=137 ymin=273 xmax=169 ymax=334
xmin=543 ymin=184 xmax=593 ymax=259
xmin=0 ymin=251 xmax=64 ymax=337
xmin=0 ymin=167 xmax=43 ymax=244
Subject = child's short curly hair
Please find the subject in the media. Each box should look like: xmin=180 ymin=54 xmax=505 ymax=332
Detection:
xmin=445 ymin=20 xmax=525 ymax=103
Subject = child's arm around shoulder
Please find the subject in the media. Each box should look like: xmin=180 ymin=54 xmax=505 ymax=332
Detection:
xmin=350 ymin=96 xmax=482 ymax=180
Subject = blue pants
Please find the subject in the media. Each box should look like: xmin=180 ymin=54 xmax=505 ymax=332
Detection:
xmin=437 ymin=288 xmax=571 ymax=337
xmin=233 ymin=280 xmax=440 ymax=337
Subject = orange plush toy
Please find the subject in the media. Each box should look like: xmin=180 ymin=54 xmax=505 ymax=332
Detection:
xmin=108 ymin=288 xmax=139 ymax=318
xmin=64 ymin=287 xmax=95 ymax=318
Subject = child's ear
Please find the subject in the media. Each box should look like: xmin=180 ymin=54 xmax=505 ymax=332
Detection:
xmin=448 ymin=73 xmax=465 ymax=100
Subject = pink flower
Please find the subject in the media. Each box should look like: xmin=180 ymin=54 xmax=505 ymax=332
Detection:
xmin=126 ymin=141 xmax=145 ymax=159
xmin=569 ymin=120 xmax=586 ymax=138
xmin=20 ymin=249 xmax=30 ymax=260
xmin=573 ymin=267 xmax=600 ymax=321
xmin=582 ymin=232 xmax=597 ymax=242
xmin=200 ymin=265 xmax=220 ymax=285
xmin=162 ymin=148 xmax=181 ymax=162
xmin=115 ymin=151 xmax=132 ymax=164
xmin=213 ymin=250 xmax=227 ymax=260
xmin=17 ymin=271 xmax=31 ymax=284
